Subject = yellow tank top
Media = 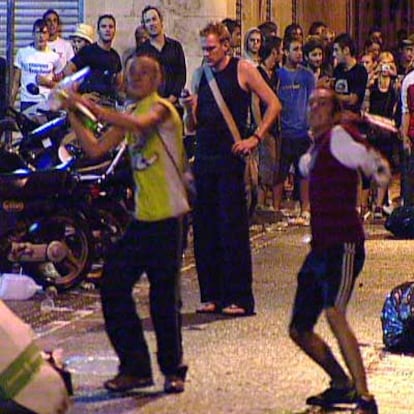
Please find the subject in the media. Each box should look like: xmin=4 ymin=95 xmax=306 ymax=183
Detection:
xmin=126 ymin=92 xmax=190 ymax=221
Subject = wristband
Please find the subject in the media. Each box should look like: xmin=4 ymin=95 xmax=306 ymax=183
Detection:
xmin=252 ymin=133 xmax=261 ymax=144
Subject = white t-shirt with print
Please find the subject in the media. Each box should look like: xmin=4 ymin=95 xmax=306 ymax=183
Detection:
xmin=14 ymin=45 xmax=63 ymax=103
xmin=48 ymin=37 xmax=74 ymax=67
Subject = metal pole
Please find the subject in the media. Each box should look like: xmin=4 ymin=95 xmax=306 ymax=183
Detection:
xmin=236 ymin=0 xmax=241 ymax=57
xmin=6 ymin=0 xmax=15 ymax=105
xmin=5 ymin=0 xmax=15 ymax=143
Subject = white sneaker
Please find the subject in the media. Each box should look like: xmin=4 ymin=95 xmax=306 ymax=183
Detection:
xmin=382 ymin=204 xmax=394 ymax=216
xmin=373 ymin=207 xmax=383 ymax=220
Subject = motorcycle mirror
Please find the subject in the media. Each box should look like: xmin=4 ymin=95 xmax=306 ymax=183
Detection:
xmin=27 ymin=83 xmax=40 ymax=95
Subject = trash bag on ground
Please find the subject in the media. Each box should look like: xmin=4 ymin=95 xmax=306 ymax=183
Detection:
xmin=381 ymin=281 xmax=414 ymax=352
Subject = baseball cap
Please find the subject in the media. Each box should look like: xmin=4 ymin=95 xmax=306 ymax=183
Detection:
xmin=70 ymin=23 xmax=94 ymax=44
xmin=402 ymin=34 xmax=414 ymax=46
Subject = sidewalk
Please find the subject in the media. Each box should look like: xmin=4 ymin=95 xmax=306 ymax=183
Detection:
xmin=8 ymin=222 xmax=414 ymax=413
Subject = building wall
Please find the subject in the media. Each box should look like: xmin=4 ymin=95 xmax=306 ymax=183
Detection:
xmin=82 ymin=0 xmax=353 ymax=86
xmin=84 ymin=0 xmax=234 ymax=88
xmin=83 ymin=0 xmax=298 ymax=87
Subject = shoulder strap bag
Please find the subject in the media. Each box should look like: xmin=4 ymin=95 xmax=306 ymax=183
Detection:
xmin=203 ymin=64 xmax=258 ymax=188
xmin=155 ymin=129 xmax=196 ymax=205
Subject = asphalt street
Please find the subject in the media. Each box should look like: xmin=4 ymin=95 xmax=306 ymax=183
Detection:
xmin=6 ymin=221 xmax=414 ymax=414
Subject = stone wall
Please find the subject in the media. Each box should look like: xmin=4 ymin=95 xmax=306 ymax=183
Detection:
xmin=84 ymin=0 xmax=231 ymax=88
xmin=83 ymin=0 xmax=294 ymax=88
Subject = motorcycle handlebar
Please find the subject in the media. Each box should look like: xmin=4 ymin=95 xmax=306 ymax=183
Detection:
xmin=28 ymin=115 xmax=67 ymax=141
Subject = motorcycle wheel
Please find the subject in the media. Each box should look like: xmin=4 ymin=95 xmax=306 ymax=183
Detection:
xmin=26 ymin=213 xmax=93 ymax=292
xmin=89 ymin=200 xmax=131 ymax=274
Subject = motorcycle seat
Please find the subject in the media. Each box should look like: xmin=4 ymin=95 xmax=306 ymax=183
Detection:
xmin=0 ymin=169 xmax=74 ymax=199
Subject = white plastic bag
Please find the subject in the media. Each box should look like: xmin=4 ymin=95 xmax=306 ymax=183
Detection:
xmin=0 ymin=274 xmax=42 ymax=300
xmin=0 ymin=301 xmax=71 ymax=413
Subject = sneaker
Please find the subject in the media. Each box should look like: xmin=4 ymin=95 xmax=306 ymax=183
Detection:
xmin=382 ymin=204 xmax=394 ymax=216
xmin=353 ymin=396 xmax=378 ymax=414
xmin=164 ymin=365 xmax=188 ymax=394
xmin=104 ymin=373 xmax=154 ymax=392
xmin=306 ymin=383 xmax=357 ymax=407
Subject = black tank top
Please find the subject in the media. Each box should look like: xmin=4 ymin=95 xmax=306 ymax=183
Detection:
xmin=369 ymin=79 xmax=397 ymax=119
xmin=195 ymin=58 xmax=250 ymax=173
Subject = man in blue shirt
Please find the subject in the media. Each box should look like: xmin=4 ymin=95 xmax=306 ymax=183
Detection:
xmin=274 ymin=36 xmax=315 ymax=224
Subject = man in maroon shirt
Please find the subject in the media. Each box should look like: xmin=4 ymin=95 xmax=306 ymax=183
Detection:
xmin=288 ymin=87 xmax=390 ymax=414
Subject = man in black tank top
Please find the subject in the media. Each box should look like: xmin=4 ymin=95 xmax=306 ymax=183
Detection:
xmin=181 ymin=22 xmax=281 ymax=316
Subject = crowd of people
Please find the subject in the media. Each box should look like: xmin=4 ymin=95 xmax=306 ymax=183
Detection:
xmin=6 ymin=5 xmax=414 ymax=414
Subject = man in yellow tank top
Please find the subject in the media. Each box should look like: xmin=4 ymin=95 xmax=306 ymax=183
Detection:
xmin=65 ymin=55 xmax=189 ymax=394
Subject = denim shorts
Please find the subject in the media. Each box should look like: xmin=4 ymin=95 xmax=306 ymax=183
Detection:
xmin=277 ymin=134 xmax=312 ymax=184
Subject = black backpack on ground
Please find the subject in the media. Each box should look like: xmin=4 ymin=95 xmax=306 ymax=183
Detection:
xmin=384 ymin=206 xmax=414 ymax=238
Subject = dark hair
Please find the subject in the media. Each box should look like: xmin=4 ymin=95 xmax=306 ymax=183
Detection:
xmin=368 ymin=26 xmax=381 ymax=36
xmin=303 ymin=37 xmax=324 ymax=57
xmin=97 ymin=14 xmax=116 ymax=30
xmin=283 ymin=35 xmax=301 ymax=52
xmin=283 ymin=23 xmax=303 ymax=41
xmin=308 ymin=21 xmax=327 ymax=36
xmin=141 ymin=5 xmax=163 ymax=25
xmin=221 ymin=18 xmax=240 ymax=36
xmin=259 ymin=35 xmax=282 ymax=61
xmin=43 ymin=9 xmax=60 ymax=25
xmin=32 ymin=18 xmax=48 ymax=33
xmin=333 ymin=33 xmax=356 ymax=57
xmin=363 ymin=39 xmax=381 ymax=52
xmin=258 ymin=21 xmax=278 ymax=37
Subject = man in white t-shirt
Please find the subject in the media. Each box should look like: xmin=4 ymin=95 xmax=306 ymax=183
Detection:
xmin=43 ymin=9 xmax=74 ymax=68
xmin=11 ymin=19 xmax=64 ymax=111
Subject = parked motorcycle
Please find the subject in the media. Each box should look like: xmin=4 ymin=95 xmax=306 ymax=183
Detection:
xmin=73 ymin=141 xmax=133 ymax=272
xmin=0 ymin=167 xmax=93 ymax=291
xmin=0 ymin=106 xmax=133 ymax=284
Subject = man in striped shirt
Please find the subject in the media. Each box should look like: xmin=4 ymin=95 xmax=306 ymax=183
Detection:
xmin=288 ymin=87 xmax=390 ymax=414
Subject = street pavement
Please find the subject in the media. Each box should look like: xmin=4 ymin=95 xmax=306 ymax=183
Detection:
xmin=6 ymin=221 xmax=414 ymax=414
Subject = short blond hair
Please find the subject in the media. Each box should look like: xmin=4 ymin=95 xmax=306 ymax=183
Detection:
xmin=199 ymin=22 xmax=231 ymax=43
xmin=126 ymin=54 xmax=163 ymax=89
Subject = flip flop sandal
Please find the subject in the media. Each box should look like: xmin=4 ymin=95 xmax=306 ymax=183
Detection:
xmin=196 ymin=302 xmax=218 ymax=314
xmin=221 ymin=304 xmax=250 ymax=316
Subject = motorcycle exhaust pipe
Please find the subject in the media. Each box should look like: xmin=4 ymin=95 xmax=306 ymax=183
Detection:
xmin=8 ymin=241 xmax=68 ymax=263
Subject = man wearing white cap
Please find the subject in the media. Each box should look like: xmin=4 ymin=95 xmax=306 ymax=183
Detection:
xmin=70 ymin=23 xmax=94 ymax=55
xmin=64 ymin=14 xmax=122 ymax=103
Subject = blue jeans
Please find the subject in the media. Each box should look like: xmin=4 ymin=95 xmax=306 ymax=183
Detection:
xmin=100 ymin=217 xmax=184 ymax=377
